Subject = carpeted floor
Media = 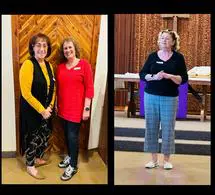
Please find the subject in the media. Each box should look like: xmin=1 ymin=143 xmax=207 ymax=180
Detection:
xmin=115 ymin=127 xmax=210 ymax=155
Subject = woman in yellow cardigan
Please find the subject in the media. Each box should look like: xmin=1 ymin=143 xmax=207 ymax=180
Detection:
xmin=19 ymin=33 xmax=56 ymax=179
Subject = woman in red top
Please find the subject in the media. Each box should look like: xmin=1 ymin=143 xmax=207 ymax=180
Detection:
xmin=56 ymin=38 xmax=94 ymax=181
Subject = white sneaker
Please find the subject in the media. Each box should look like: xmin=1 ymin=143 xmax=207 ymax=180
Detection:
xmin=58 ymin=155 xmax=70 ymax=168
xmin=163 ymin=161 xmax=173 ymax=170
xmin=60 ymin=165 xmax=78 ymax=181
xmin=145 ymin=161 xmax=159 ymax=169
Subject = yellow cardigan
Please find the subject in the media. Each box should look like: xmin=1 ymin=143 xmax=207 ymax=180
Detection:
xmin=19 ymin=59 xmax=56 ymax=114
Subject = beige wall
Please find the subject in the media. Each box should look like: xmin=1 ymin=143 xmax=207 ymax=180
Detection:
xmin=2 ymin=15 xmax=16 ymax=152
xmin=88 ymin=15 xmax=108 ymax=149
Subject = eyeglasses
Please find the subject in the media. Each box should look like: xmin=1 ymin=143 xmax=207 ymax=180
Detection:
xmin=33 ymin=43 xmax=48 ymax=49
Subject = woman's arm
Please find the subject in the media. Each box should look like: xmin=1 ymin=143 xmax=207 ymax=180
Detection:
xmin=82 ymin=61 xmax=94 ymax=120
xmin=139 ymin=54 xmax=153 ymax=81
xmin=145 ymin=71 xmax=164 ymax=81
xmin=82 ymin=97 xmax=92 ymax=121
xmin=84 ymin=97 xmax=91 ymax=109
xmin=20 ymin=60 xmax=52 ymax=119
xmin=19 ymin=60 xmax=46 ymax=113
xmin=163 ymin=53 xmax=188 ymax=85
xmin=177 ymin=54 xmax=188 ymax=84
xmin=49 ymin=64 xmax=56 ymax=109
xmin=162 ymin=73 xmax=182 ymax=85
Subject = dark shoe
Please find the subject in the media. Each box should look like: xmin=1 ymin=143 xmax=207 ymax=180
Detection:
xmin=58 ymin=155 xmax=70 ymax=168
xmin=60 ymin=165 xmax=78 ymax=181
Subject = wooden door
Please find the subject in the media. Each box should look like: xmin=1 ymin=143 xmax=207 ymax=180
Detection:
xmin=12 ymin=15 xmax=101 ymax=156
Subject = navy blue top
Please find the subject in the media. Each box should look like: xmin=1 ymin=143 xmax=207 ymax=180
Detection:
xmin=139 ymin=51 xmax=188 ymax=97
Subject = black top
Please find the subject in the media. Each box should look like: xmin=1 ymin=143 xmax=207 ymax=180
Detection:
xmin=139 ymin=51 xmax=188 ymax=97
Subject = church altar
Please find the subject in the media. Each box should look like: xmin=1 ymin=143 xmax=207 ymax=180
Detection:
xmin=114 ymin=66 xmax=210 ymax=121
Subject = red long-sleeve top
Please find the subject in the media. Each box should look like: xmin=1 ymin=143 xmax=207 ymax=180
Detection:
xmin=56 ymin=59 xmax=94 ymax=122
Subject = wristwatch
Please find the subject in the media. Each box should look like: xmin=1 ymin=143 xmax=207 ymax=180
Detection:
xmin=85 ymin=107 xmax=90 ymax=111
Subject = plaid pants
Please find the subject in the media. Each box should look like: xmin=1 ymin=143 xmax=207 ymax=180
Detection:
xmin=144 ymin=92 xmax=178 ymax=155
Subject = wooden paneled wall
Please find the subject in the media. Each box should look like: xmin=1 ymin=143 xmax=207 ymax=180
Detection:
xmin=114 ymin=14 xmax=135 ymax=73
xmin=114 ymin=14 xmax=211 ymax=115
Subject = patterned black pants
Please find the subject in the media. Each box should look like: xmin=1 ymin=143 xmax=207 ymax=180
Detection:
xmin=25 ymin=120 xmax=51 ymax=166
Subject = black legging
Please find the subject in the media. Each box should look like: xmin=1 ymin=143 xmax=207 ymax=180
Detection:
xmin=25 ymin=120 xmax=51 ymax=166
xmin=62 ymin=119 xmax=81 ymax=168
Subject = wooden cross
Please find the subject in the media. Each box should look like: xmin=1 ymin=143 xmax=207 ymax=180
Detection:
xmin=161 ymin=14 xmax=190 ymax=32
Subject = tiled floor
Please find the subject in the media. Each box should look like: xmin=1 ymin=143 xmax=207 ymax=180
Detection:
xmin=2 ymin=151 xmax=107 ymax=184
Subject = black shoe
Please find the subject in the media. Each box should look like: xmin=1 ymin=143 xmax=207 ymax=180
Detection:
xmin=58 ymin=155 xmax=70 ymax=168
xmin=60 ymin=165 xmax=78 ymax=181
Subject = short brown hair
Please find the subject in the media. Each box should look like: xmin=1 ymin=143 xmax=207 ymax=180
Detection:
xmin=28 ymin=33 xmax=52 ymax=57
xmin=59 ymin=38 xmax=80 ymax=63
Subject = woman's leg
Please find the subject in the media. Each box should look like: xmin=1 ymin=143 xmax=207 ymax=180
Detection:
xmin=25 ymin=131 xmax=46 ymax=178
xmin=152 ymin=153 xmax=158 ymax=162
xmin=35 ymin=120 xmax=52 ymax=160
xmin=63 ymin=120 xmax=70 ymax=157
xmin=66 ymin=121 xmax=81 ymax=168
xmin=25 ymin=132 xmax=43 ymax=166
xmin=57 ymin=119 xmax=72 ymax=168
xmin=60 ymin=121 xmax=81 ymax=180
xmin=144 ymin=92 xmax=160 ymax=160
xmin=164 ymin=154 xmax=170 ymax=162
xmin=160 ymin=96 xmax=178 ymax=162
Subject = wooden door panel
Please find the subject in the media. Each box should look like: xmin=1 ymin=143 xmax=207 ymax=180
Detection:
xmin=12 ymin=15 xmax=101 ymax=155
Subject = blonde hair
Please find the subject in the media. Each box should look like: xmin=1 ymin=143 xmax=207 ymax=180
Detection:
xmin=157 ymin=29 xmax=180 ymax=51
